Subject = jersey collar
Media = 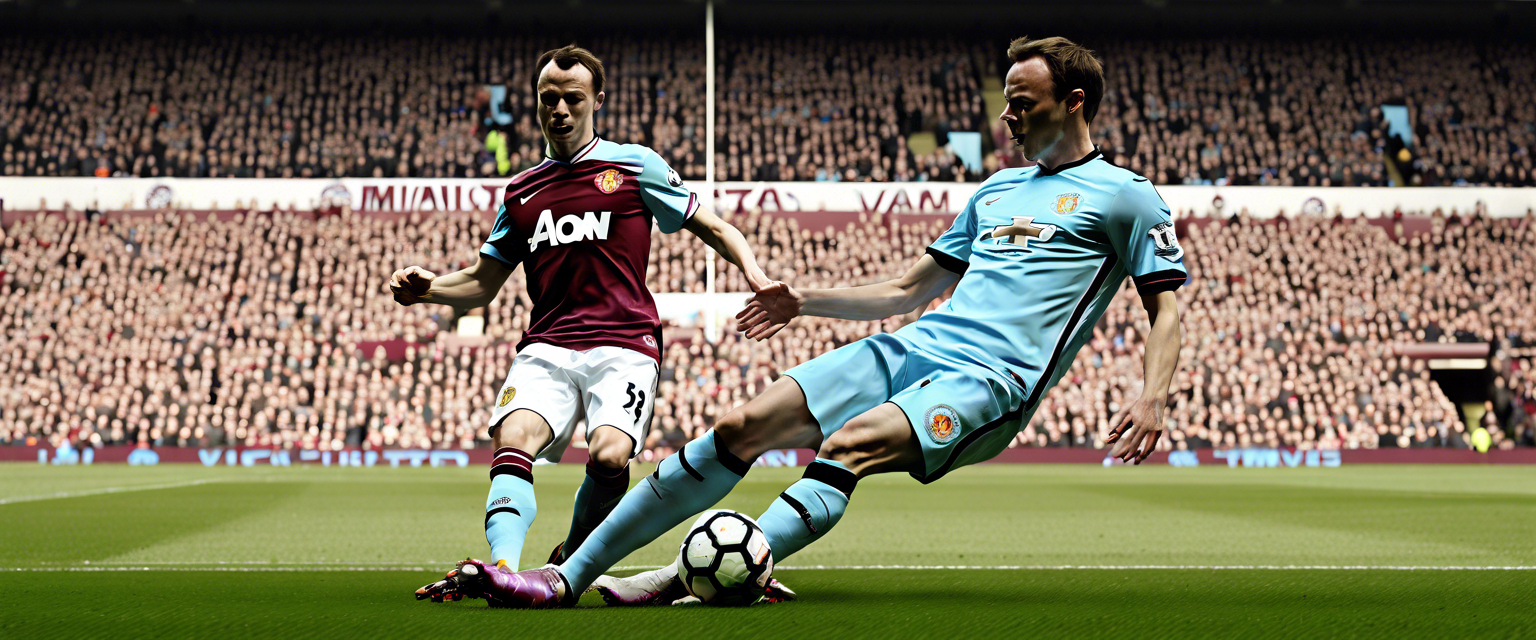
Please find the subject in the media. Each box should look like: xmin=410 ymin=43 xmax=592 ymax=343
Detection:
xmin=544 ymin=135 xmax=601 ymax=165
xmin=1035 ymin=146 xmax=1101 ymax=176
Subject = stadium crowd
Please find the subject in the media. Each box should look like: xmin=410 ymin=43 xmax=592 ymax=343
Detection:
xmin=2 ymin=32 xmax=1533 ymax=186
xmin=0 ymin=33 xmax=705 ymax=182
xmin=3 ymin=204 xmax=1533 ymax=454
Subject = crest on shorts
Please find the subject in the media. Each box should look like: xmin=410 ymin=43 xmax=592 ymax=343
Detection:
xmin=924 ymin=404 xmax=961 ymax=444
xmin=498 ymin=386 xmax=517 ymax=407
xmin=643 ymin=335 xmax=658 ymax=348
xmin=595 ymin=169 xmax=624 ymax=194
xmin=1054 ymin=192 xmax=1082 ymax=215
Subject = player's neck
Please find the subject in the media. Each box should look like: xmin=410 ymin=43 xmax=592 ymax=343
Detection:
xmin=546 ymin=130 xmax=597 ymax=162
xmin=1035 ymin=131 xmax=1096 ymax=173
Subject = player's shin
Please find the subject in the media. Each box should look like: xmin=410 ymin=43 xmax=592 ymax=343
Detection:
xmin=558 ymin=430 xmax=752 ymax=592
xmin=485 ymin=447 xmax=538 ymax=569
xmin=757 ymin=459 xmax=857 ymax=562
xmin=560 ymin=460 xmax=630 ymax=562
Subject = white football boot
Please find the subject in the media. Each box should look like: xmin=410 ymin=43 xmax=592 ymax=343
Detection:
xmin=593 ymin=563 xmax=797 ymax=606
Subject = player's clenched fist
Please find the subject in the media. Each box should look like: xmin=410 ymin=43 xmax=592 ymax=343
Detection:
xmin=389 ymin=266 xmax=436 ymax=306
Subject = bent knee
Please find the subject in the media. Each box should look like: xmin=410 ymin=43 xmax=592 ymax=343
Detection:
xmin=819 ymin=421 xmax=882 ymax=459
xmin=713 ymin=409 xmax=750 ymax=442
xmin=586 ymin=427 xmax=635 ymax=469
xmin=712 ymin=405 xmax=794 ymax=460
xmin=818 ymin=418 xmax=899 ymax=473
xmin=493 ymin=411 xmax=552 ymax=451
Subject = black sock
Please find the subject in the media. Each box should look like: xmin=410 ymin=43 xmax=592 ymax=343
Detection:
xmin=560 ymin=460 xmax=630 ymax=561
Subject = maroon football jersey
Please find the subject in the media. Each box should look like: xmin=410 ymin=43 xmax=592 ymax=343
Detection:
xmin=480 ymin=137 xmax=698 ymax=362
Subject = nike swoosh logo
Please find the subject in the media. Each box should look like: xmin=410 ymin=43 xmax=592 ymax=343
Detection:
xmin=519 ymin=195 xmax=535 ymax=205
xmin=985 ymin=197 xmax=1001 ymax=206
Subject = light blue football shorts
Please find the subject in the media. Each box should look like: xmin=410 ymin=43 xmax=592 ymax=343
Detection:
xmin=783 ymin=332 xmax=1029 ymax=483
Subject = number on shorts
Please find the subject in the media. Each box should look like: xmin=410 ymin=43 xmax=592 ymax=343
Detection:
xmin=622 ymin=382 xmax=647 ymax=424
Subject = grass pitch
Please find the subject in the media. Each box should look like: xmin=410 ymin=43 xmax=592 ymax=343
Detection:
xmin=1 ymin=463 xmax=1533 ymax=639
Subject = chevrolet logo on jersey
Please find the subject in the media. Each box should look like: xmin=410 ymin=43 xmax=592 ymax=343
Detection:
xmin=986 ymin=216 xmax=1057 ymax=251
xmin=528 ymin=209 xmax=612 ymax=252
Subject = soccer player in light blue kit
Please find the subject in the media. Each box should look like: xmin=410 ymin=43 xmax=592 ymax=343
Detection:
xmin=456 ymin=36 xmax=1189 ymax=608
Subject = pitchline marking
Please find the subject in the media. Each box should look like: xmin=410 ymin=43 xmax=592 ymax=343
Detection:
xmin=3 ymin=564 xmax=1534 ymax=572
xmin=0 ymin=479 xmax=225 ymax=506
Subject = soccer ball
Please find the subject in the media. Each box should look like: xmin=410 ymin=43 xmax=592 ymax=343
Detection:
xmin=675 ymin=509 xmax=774 ymax=606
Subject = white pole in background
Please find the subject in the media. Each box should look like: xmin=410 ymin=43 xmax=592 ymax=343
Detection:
xmin=703 ymin=0 xmax=718 ymax=339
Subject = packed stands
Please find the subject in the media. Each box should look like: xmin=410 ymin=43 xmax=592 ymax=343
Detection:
xmin=2 ymin=32 xmax=1532 ymax=186
xmin=0 ymin=33 xmax=705 ymax=182
xmin=3 ymin=206 xmax=1533 ymax=454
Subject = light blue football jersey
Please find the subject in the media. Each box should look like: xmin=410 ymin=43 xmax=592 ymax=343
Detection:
xmin=896 ymin=148 xmax=1187 ymax=409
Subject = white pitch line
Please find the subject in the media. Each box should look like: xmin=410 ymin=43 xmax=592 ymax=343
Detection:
xmin=0 ymin=566 xmax=436 ymax=572
xmin=68 ymin=561 xmax=466 ymax=566
xmin=0 ymin=478 xmax=225 ymax=506
xmin=4 ymin=564 xmax=1534 ymax=572
xmin=776 ymin=564 xmax=1536 ymax=571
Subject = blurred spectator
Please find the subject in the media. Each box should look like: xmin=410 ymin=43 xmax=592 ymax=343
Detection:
xmin=3 ymin=205 xmax=1532 ymax=453
xmin=0 ymin=32 xmax=704 ymax=180
xmin=714 ymin=36 xmax=986 ymax=182
xmin=1078 ymin=38 xmax=1535 ymax=187
xmin=4 ymin=33 xmax=1530 ymax=185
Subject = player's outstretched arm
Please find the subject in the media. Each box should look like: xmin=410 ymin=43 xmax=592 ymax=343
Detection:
xmin=1104 ymin=290 xmax=1182 ymax=464
xmin=735 ymin=253 xmax=960 ymax=340
xmin=681 ymin=207 xmax=773 ymax=292
xmin=388 ymin=254 xmax=513 ymax=309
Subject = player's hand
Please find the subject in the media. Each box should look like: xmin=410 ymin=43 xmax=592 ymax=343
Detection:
xmin=389 ymin=266 xmax=436 ymax=306
xmin=736 ymin=281 xmax=800 ymax=341
xmin=1103 ymin=396 xmax=1167 ymax=465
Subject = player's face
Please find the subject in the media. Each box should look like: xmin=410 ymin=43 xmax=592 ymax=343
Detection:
xmin=536 ymin=61 xmax=605 ymax=153
xmin=999 ymin=56 xmax=1073 ymax=161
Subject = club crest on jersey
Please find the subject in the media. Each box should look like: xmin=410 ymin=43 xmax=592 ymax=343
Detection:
xmin=499 ymin=386 xmax=517 ymax=407
xmin=1054 ymin=192 xmax=1082 ymax=215
xmin=924 ymin=405 xmax=961 ymax=444
xmin=643 ymin=335 xmax=658 ymax=348
xmin=595 ymin=169 xmax=625 ymax=194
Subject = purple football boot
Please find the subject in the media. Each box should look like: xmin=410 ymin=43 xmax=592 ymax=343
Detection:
xmin=415 ymin=558 xmax=575 ymax=609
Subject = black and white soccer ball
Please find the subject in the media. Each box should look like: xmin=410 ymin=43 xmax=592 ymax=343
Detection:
xmin=675 ymin=509 xmax=774 ymax=606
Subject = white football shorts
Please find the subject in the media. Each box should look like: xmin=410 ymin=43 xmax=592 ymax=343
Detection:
xmin=488 ymin=342 xmax=658 ymax=462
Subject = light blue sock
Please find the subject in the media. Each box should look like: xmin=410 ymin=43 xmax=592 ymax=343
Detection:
xmin=485 ymin=447 xmax=538 ymax=569
xmin=757 ymin=458 xmax=856 ymax=562
xmin=559 ymin=430 xmax=752 ymax=592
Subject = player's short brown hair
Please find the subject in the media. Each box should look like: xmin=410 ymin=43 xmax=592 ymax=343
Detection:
xmin=532 ymin=45 xmax=606 ymax=96
xmin=1006 ymin=36 xmax=1104 ymax=124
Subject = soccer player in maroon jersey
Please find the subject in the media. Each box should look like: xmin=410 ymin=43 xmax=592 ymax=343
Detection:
xmin=395 ymin=46 xmax=778 ymax=603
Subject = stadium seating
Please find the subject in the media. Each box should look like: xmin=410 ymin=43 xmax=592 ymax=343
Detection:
xmin=2 ymin=33 xmax=1532 ymax=186
xmin=2 ymin=207 xmax=1532 ymax=453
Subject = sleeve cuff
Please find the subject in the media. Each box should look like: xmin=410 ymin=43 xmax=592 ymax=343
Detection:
xmin=926 ymin=247 xmax=968 ymax=275
xmin=1132 ymin=269 xmax=1187 ymax=294
xmin=654 ymin=193 xmax=697 ymax=235
xmin=480 ymin=248 xmax=517 ymax=270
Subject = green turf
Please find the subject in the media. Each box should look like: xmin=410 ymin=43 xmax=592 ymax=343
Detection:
xmin=2 ymin=464 xmax=1533 ymax=639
